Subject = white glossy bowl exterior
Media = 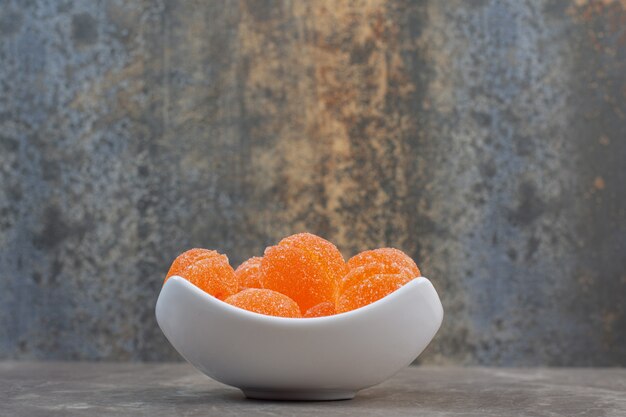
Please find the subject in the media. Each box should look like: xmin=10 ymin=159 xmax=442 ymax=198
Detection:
xmin=156 ymin=276 xmax=443 ymax=400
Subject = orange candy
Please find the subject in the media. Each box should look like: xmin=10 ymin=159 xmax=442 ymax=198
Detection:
xmin=336 ymin=274 xmax=413 ymax=314
xmin=261 ymin=233 xmax=346 ymax=313
xmin=339 ymin=262 xmax=412 ymax=296
xmin=165 ymin=238 xmax=423 ymax=318
xmin=225 ymin=289 xmax=302 ymax=318
xmin=235 ymin=257 xmax=264 ymax=291
xmin=304 ymin=301 xmax=336 ymax=318
xmin=180 ymin=254 xmax=238 ymax=300
xmin=165 ymin=248 xmax=219 ymax=283
xmin=279 ymin=233 xmax=347 ymax=284
xmin=347 ymin=248 xmax=420 ymax=278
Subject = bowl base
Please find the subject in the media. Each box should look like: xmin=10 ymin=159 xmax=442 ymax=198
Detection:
xmin=242 ymin=389 xmax=356 ymax=401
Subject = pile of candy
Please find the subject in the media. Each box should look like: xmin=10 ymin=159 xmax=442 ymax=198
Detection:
xmin=164 ymin=233 xmax=421 ymax=318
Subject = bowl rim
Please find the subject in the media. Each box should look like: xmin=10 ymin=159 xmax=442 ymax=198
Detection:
xmin=162 ymin=275 xmax=431 ymax=326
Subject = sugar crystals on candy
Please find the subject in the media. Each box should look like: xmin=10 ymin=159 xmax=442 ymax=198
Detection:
xmin=165 ymin=248 xmax=218 ymax=283
xmin=336 ymin=274 xmax=413 ymax=313
xmin=225 ymin=288 xmax=302 ymax=318
xmin=261 ymin=233 xmax=346 ymax=313
xmin=346 ymin=248 xmax=420 ymax=278
xmin=180 ymin=254 xmax=238 ymax=300
xmin=164 ymin=238 xmax=423 ymax=318
xmin=235 ymin=256 xmax=264 ymax=291
xmin=339 ymin=262 xmax=412 ymax=296
xmin=304 ymin=301 xmax=336 ymax=318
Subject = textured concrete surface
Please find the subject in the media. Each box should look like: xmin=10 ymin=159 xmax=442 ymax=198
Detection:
xmin=0 ymin=1 xmax=624 ymax=364
xmin=1 ymin=362 xmax=625 ymax=417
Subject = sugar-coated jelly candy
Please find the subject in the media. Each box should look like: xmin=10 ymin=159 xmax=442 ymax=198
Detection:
xmin=180 ymin=254 xmax=237 ymax=300
xmin=261 ymin=244 xmax=335 ymax=313
xmin=347 ymin=248 xmax=420 ymax=278
xmin=262 ymin=233 xmax=346 ymax=313
xmin=225 ymin=288 xmax=302 ymax=318
xmin=336 ymin=274 xmax=413 ymax=313
xmin=165 ymin=248 xmax=218 ymax=283
xmin=235 ymin=256 xmax=263 ymax=291
xmin=303 ymin=301 xmax=336 ymax=318
xmin=279 ymin=233 xmax=347 ymax=284
xmin=339 ymin=262 xmax=412 ymax=296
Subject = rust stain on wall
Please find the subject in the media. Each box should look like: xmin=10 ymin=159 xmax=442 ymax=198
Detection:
xmin=569 ymin=0 xmax=626 ymax=50
xmin=237 ymin=0 xmax=419 ymax=256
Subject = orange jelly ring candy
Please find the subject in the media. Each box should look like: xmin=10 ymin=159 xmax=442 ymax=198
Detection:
xmin=225 ymin=288 xmax=302 ymax=318
xmin=303 ymin=301 xmax=336 ymax=318
xmin=261 ymin=243 xmax=338 ymax=313
xmin=347 ymin=248 xmax=420 ymax=278
xmin=336 ymin=274 xmax=414 ymax=314
xmin=180 ymin=254 xmax=237 ymax=300
xmin=234 ymin=256 xmax=264 ymax=291
xmin=279 ymin=233 xmax=347 ymax=282
xmin=165 ymin=248 xmax=219 ymax=283
xmin=339 ymin=262 xmax=413 ymax=296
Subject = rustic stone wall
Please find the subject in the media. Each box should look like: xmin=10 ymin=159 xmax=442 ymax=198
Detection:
xmin=0 ymin=0 xmax=624 ymax=365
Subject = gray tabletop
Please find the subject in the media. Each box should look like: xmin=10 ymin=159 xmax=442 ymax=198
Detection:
xmin=1 ymin=362 xmax=625 ymax=417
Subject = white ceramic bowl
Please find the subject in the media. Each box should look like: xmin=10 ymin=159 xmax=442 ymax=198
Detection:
xmin=156 ymin=276 xmax=443 ymax=400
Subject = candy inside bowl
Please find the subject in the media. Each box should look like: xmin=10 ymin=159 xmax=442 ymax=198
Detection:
xmin=155 ymin=274 xmax=443 ymax=400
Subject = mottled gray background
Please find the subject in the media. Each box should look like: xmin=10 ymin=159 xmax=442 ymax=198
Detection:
xmin=0 ymin=0 xmax=624 ymax=366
